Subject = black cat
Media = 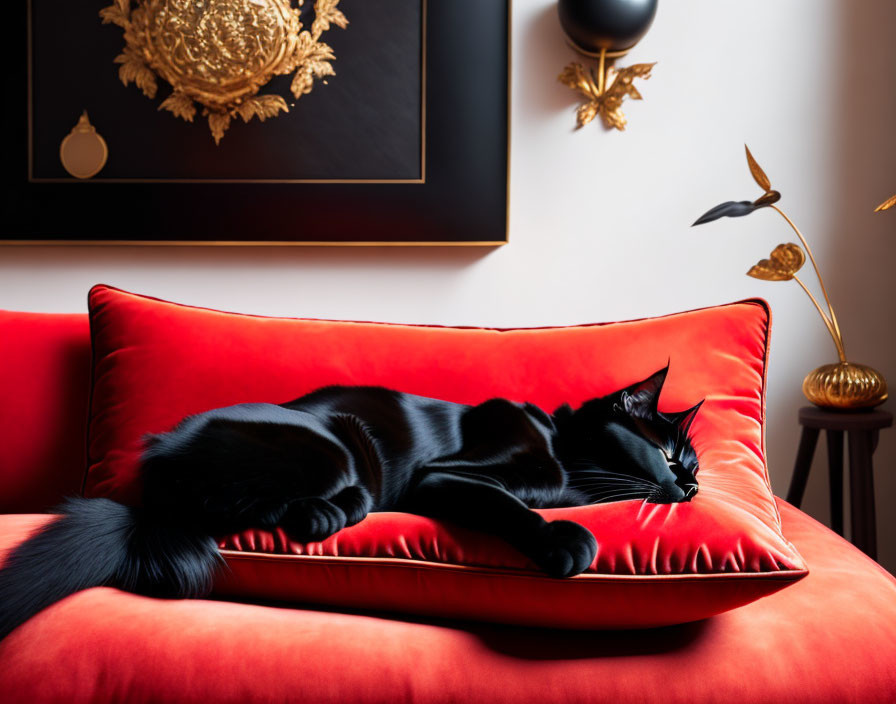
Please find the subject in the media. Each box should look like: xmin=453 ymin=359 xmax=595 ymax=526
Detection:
xmin=0 ymin=365 xmax=701 ymax=640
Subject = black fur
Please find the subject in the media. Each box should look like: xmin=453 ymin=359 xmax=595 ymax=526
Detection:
xmin=0 ymin=497 xmax=220 ymax=640
xmin=0 ymin=365 xmax=701 ymax=640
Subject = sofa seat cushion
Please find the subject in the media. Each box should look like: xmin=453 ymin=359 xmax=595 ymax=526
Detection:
xmin=0 ymin=501 xmax=892 ymax=704
xmin=82 ymin=285 xmax=805 ymax=627
xmin=215 ymin=503 xmax=802 ymax=629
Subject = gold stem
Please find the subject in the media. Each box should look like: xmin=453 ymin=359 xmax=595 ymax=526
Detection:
xmin=771 ymin=205 xmax=846 ymax=358
xmin=598 ymin=47 xmax=606 ymax=95
xmin=793 ymin=275 xmax=847 ymax=363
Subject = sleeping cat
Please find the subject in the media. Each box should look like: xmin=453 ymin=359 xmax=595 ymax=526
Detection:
xmin=0 ymin=365 xmax=702 ymax=640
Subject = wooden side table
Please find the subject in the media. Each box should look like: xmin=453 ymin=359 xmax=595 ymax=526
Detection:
xmin=786 ymin=406 xmax=892 ymax=560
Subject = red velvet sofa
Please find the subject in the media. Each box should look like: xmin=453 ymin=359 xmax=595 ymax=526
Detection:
xmin=1 ymin=296 xmax=895 ymax=703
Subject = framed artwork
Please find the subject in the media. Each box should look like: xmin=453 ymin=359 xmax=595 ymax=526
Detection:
xmin=3 ymin=0 xmax=509 ymax=245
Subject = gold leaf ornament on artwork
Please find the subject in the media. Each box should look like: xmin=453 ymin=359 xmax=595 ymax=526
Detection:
xmin=100 ymin=0 xmax=348 ymax=144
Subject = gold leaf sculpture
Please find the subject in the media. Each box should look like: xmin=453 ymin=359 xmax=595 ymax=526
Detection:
xmin=692 ymin=145 xmax=888 ymax=409
xmin=747 ymin=243 xmax=805 ymax=281
xmin=875 ymin=194 xmax=896 ymax=212
xmin=558 ymin=56 xmax=654 ymax=130
xmin=100 ymin=0 xmax=348 ymax=144
xmin=744 ymin=145 xmax=771 ymax=192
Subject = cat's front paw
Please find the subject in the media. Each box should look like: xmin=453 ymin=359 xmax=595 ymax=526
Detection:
xmin=282 ymin=497 xmax=347 ymax=542
xmin=330 ymin=485 xmax=373 ymax=527
xmin=530 ymin=520 xmax=597 ymax=578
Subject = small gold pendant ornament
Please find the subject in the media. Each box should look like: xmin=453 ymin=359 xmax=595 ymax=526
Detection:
xmin=100 ymin=0 xmax=348 ymax=144
xmin=59 ymin=111 xmax=109 ymax=179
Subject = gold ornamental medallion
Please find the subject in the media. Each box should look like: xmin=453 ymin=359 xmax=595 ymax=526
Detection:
xmin=100 ymin=0 xmax=348 ymax=144
xmin=60 ymin=112 xmax=109 ymax=179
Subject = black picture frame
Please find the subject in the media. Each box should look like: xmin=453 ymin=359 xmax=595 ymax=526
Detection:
xmin=3 ymin=0 xmax=509 ymax=245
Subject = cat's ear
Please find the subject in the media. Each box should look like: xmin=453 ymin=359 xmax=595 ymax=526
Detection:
xmin=669 ymin=399 xmax=704 ymax=436
xmin=552 ymin=403 xmax=574 ymax=427
xmin=667 ymin=399 xmax=705 ymax=460
xmin=620 ymin=364 xmax=669 ymax=418
xmin=553 ymin=403 xmax=574 ymax=418
xmin=551 ymin=403 xmax=575 ymax=435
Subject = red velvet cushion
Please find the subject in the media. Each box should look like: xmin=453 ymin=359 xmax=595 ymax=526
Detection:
xmin=85 ymin=284 xmax=806 ymax=628
xmin=0 ymin=311 xmax=91 ymax=513
xmin=0 ymin=502 xmax=891 ymax=703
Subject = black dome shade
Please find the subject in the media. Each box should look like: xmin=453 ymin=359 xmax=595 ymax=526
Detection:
xmin=558 ymin=0 xmax=658 ymax=53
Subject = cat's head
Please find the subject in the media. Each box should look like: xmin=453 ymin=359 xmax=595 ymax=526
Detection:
xmin=553 ymin=365 xmax=703 ymax=505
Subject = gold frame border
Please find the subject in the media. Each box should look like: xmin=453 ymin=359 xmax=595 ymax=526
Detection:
xmin=9 ymin=0 xmax=510 ymax=247
xmin=0 ymin=240 xmax=503 ymax=247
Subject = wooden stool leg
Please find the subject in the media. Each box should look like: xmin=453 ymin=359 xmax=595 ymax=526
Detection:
xmin=787 ymin=427 xmax=819 ymax=508
xmin=826 ymin=430 xmax=844 ymax=536
xmin=847 ymin=430 xmax=877 ymax=560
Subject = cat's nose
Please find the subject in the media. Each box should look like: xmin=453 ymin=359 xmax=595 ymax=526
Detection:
xmin=682 ymin=484 xmax=698 ymax=501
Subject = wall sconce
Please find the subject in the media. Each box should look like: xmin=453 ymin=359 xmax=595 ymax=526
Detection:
xmin=557 ymin=0 xmax=658 ymax=130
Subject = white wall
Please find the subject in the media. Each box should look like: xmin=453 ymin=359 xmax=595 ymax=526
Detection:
xmin=2 ymin=0 xmax=895 ymax=570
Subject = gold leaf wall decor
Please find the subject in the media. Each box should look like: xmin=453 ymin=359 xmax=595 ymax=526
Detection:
xmin=100 ymin=0 xmax=348 ymax=144
xmin=557 ymin=58 xmax=654 ymax=130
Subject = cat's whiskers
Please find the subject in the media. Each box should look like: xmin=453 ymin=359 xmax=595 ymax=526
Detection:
xmin=568 ymin=482 xmax=655 ymax=493
xmin=566 ymin=476 xmax=658 ymax=491
xmin=576 ymin=490 xmax=652 ymax=502
xmin=581 ymin=480 xmax=654 ymax=494
xmin=589 ymin=489 xmax=651 ymax=503
xmin=568 ymin=467 xmax=662 ymax=482
xmin=567 ymin=474 xmax=656 ymax=485
xmin=569 ymin=486 xmax=654 ymax=498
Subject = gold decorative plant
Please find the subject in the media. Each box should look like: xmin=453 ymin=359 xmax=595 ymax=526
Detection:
xmin=692 ymin=146 xmax=888 ymax=410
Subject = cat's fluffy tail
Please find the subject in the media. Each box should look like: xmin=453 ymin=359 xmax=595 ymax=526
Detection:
xmin=0 ymin=496 xmax=222 ymax=641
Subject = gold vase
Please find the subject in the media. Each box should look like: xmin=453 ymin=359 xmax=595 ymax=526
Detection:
xmin=802 ymin=362 xmax=888 ymax=410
